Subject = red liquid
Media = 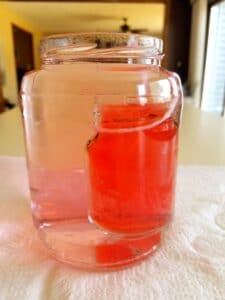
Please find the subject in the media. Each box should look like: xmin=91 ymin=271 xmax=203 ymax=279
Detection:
xmin=88 ymin=102 xmax=178 ymax=235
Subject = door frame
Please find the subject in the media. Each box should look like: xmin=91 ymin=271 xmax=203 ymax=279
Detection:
xmin=12 ymin=23 xmax=34 ymax=92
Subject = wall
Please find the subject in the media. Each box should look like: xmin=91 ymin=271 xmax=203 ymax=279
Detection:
xmin=0 ymin=3 xmax=42 ymax=104
xmin=4 ymin=2 xmax=165 ymax=36
xmin=188 ymin=0 xmax=207 ymax=106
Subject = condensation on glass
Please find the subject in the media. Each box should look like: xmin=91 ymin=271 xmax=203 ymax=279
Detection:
xmin=20 ymin=33 xmax=182 ymax=270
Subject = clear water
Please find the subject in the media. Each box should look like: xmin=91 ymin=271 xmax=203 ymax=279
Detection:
xmin=21 ymin=63 xmax=181 ymax=269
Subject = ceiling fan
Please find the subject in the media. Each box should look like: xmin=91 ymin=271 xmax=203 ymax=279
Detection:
xmin=120 ymin=17 xmax=149 ymax=34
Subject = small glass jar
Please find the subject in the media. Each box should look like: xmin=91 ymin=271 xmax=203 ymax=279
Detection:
xmin=20 ymin=33 xmax=182 ymax=270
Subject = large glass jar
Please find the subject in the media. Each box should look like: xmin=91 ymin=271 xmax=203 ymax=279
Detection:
xmin=20 ymin=33 xmax=182 ymax=270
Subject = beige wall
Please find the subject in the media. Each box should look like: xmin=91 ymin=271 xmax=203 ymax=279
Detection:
xmin=188 ymin=0 xmax=207 ymax=107
xmin=0 ymin=3 xmax=42 ymax=104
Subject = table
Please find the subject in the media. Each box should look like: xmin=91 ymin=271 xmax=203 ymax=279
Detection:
xmin=0 ymin=157 xmax=225 ymax=299
xmin=1 ymin=102 xmax=225 ymax=299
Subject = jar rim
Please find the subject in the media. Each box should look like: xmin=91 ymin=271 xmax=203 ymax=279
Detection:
xmin=40 ymin=32 xmax=163 ymax=64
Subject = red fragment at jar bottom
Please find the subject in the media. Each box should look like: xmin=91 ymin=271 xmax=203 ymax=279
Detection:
xmin=96 ymin=232 xmax=161 ymax=264
xmin=88 ymin=103 xmax=178 ymax=235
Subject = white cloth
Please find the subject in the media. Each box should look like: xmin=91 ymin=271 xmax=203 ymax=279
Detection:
xmin=0 ymin=156 xmax=225 ymax=300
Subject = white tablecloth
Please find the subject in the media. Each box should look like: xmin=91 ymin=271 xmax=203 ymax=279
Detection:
xmin=0 ymin=156 xmax=225 ymax=300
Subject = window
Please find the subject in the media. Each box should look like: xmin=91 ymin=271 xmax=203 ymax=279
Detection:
xmin=201 ymin=0 xmax=225 ymax=115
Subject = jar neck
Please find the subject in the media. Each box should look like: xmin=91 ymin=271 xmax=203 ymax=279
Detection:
xmin=41 ymin=33 xmax=164 ymax=66
xmin=42 ymin=56 xmax=163 ymax=66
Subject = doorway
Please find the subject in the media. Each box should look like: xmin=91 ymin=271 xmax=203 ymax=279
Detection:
xmin=12 ymin=24 xmax=34 ymax=92
xmin=164 ymin=0 xmax=192 ymax=84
